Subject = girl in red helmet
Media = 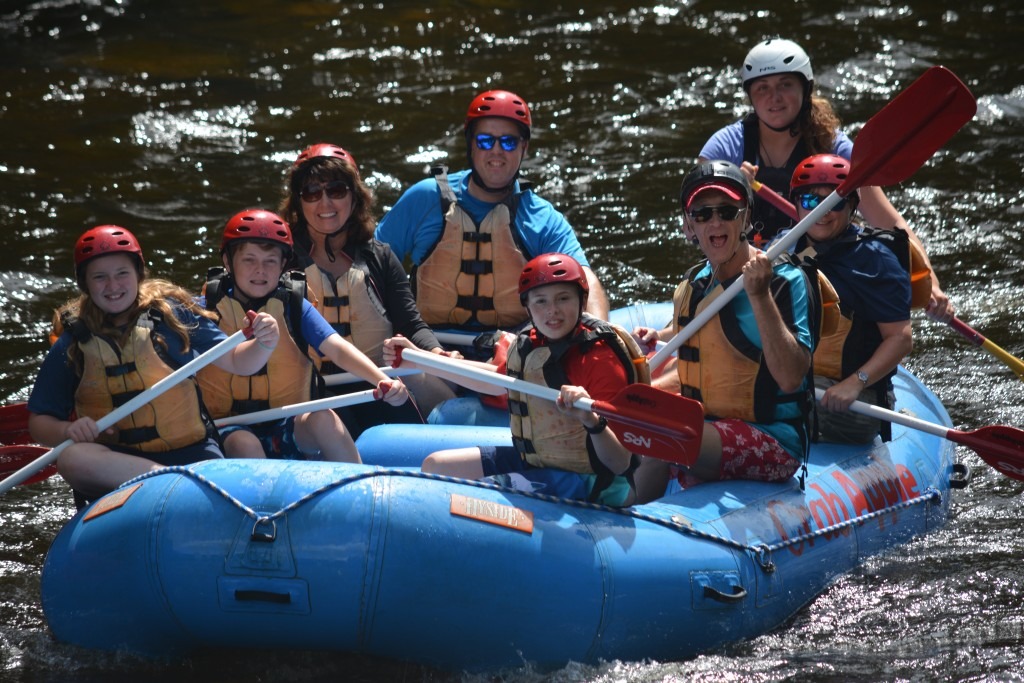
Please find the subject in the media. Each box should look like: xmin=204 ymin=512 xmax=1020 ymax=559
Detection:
xmin=26 ymin=225 xmax=280 ymax=506
xmin=384 ymin=253 xmax=648 ymax=507
xmin=198 ymin=209 xmax=410 ymax=462
xmin=279 ymin=143 xmax=456 ymax=433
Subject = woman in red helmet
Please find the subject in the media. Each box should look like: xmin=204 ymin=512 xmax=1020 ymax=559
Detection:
xmin=26 ymin=225 xmax=280 ymax=506
xmin=197 ymin=209 xmax=408 ymax=462
xmin=384 ymin=253 xmax=646 ymax=507
xmin=789 ymin=155 xmax=913 ymax=444
xmin=375 ymin=89 xmax=609 ymax=333
xmin=278 ymin=143 xmax=455 ymax=434
xmin=698 ymin=38 xmax=952 ymax=322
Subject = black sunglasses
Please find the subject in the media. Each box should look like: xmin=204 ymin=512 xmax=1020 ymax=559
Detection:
xmin=687 ymin=204 xmax=745 ymax=223
xmin=300 ymin=180 xmax=352 ymax=203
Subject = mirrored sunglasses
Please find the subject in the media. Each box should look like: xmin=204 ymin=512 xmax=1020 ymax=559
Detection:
xmin=796 ymin=193 xmax=848 ymax=212
xmin=474 ymin=134 xmax=522 ymax=152
xmin=300 ymin=180 xmax=352 ymax=203
xmin=687 ymin=204 xmax=745 ymax=223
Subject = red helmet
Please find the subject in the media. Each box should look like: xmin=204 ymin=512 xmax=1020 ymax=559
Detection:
xmin=518 ymin=253 xmax=589 ymax=306
xmin=465 ymin=90 xmax=532 ymax=137
xmin=221 ymin=209 xmax=293 ymax=255
xmin=293 ymin=143 xmax=359 ymax=177
xmin=790 ymin=154 xmax=850 ymax=195
xmin=74 ymin=225 xmax=144 ymax=286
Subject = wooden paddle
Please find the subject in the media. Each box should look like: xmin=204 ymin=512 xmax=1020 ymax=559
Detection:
xmin=817 ymin=389 xmax=1024 ymax=482
xmin=394 ymin=346 xmax=704 ymax=466
xmin=946 ymin=318 xmax=1024 ymax=381
xmin=0 ymin=317 xmax=258 ymax=496
xmin=754 ymin=176 xmax=1024 ymax=382
xmin=649 ymin=66 xmax=977 ymax=370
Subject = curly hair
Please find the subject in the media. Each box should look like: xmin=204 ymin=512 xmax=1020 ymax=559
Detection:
xmin=802 ymin=95 xmax=842 ymax=154
xmin=54 ymin=276 xmax=216 ymax=376
xmin=277 ymin=155 xmax=376 ymax=258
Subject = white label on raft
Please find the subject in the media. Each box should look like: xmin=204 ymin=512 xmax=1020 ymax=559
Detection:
xmin=82 ymin=482 xmax=143 ymax=523
xmin=450 ymin=494 xmax=534 ymax=534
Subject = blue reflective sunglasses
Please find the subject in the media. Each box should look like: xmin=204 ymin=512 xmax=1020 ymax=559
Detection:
xmin=796 ymin=193 xmax=849 ymax=212
xmin=475 ymin=134 xmax=522 ymax=152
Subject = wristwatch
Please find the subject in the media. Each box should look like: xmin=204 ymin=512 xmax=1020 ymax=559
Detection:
xmin=584 ymin=417 xmax=609 ymax=435
xmin=856 ymin=370 xmax=870 ymax=386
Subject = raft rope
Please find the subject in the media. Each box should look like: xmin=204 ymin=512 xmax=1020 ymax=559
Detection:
xmin=121 ymin=466 xmax=943 ymax=574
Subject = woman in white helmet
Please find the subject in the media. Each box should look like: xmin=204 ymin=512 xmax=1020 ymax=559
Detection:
xmin=698 ymin=38 xmax=953 ymax=322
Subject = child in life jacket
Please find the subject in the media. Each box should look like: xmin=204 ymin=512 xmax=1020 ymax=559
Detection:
xmin=27 ymin=225 xmax=280 ymax=505
xmin=384 ymin=253 xmax=648 ymax=507
xmin=197 ymin=209 xmax=408 ymax=462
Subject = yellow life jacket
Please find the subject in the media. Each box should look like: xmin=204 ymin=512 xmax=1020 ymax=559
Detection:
xmin=303 ymin=250 xmax=393 ymax=368
xmin=507 ymin=315 xmax=649 ymax=477
xmin=197 ymin=272 xmax=313 ymax=419
xmin=411 ymin=167 xmax=530 ymax=329
xmin=674 ymin=258 xmax=818 ymax=429
xmin=71 ymin=310 xmax=210 ymax=452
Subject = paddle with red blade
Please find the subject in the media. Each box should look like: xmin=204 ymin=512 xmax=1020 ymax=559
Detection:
xmin=0 ymin=313 xmax=261 ymax=496
xmin=0 ymin=403 xmax=31 ymax=445
xmin=0 ymin=445 xmax=55 ymax=486
xmin=649 ymin=66 xmax=977 ymax=370
xmin=754 ymin=167 xmax=1024 ymax=382
xmin=817 ymin=389 xmax=1024 ymax=482
xmin=394 ymin=346 xmax=704 ymax=466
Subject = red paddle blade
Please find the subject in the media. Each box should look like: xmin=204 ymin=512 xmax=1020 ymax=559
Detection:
xmin=954 ymin=425 xmax=1024 ymax=482
xmin=841 ymin=66 xmax=976 ymax=195
xmin=0 ymin=445 xmax=57 ymax=486
xmin=595 ymin=384 xmax=703 ymax=467
xmin=0 ymin=403 xmax=32 ymax=445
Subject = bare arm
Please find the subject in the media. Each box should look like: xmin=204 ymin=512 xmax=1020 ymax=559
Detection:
xmin=744 ymin=252 xmax=810 ymax=393
xmin=856 ymin=186 xmax=952 ymax=321
xmin=320 ymin=334 xmax=409 ymax=405
xmin=583 ymin=267 xmax=610 ymax=320
xmin=212 ymin=312 xmax=279 ymax=376
xmin=558 ymin=384 xmax=633 ymax=475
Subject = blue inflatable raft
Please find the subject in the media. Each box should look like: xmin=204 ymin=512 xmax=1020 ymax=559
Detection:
xmin=39 ymin=305 xmax=962 ymax=671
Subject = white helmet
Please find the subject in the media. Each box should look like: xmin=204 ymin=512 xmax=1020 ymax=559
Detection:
xmin=742 ymin=39 xmax=813 ymax=90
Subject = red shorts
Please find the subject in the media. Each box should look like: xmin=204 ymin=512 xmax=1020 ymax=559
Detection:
xmin=674 ymin=418 xmax=800 ymax=485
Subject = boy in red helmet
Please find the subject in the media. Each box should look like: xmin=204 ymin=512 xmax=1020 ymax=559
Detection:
xmin=197 ymin=209 xmax=409 ymax=462
xmin=384 ymin=253 xmax=647 ymax=507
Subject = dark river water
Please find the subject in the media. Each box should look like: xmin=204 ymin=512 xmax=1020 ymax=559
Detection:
xmin=1 ymin=1 xmax=1023 ymax=681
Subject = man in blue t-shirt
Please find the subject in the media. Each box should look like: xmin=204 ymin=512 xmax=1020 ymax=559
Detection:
xmin=376 ymin=89 xmax=609 ymax=333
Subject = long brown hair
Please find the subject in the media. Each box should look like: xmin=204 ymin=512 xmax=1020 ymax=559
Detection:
xmin=53 ymin=276 xmax=216 ymax=376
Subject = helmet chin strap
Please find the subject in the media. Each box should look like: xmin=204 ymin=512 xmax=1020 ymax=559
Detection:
xmin=468 ymin=167 xmax=520 ymax=195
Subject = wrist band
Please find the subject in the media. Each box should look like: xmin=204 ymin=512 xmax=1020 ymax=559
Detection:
xmin=257 ymin=339 xmax=276 ymax=351
xmin=583 ymin=416 xmax=608 ymax=435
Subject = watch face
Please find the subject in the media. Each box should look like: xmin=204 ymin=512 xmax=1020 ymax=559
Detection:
xmin=857 ymin=371 xmax=869 ymax=384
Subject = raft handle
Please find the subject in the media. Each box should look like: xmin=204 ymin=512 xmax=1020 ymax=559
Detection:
xmin=234 ymin=589 xmax=291 ymax=605
xmin=703 ymin=584 xmax=747 ymax=604
xmin=949 ymin=462 xmax=971 ymax=490
xmin=251 ymin=518 xmax=277 ymax=543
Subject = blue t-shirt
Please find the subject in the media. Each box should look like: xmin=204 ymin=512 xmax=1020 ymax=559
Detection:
xmin=28 ymin=304 xmax=227 ymax=421
xmin=375 ymin=168 xmax=589 ymax=267
xmin=813 ymin=225 xmax=911 ymax=324
xmin=699 ymin=121 xmax=854 ymax=165
xmin=690 ymin=258 xmax=814 ymax=458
